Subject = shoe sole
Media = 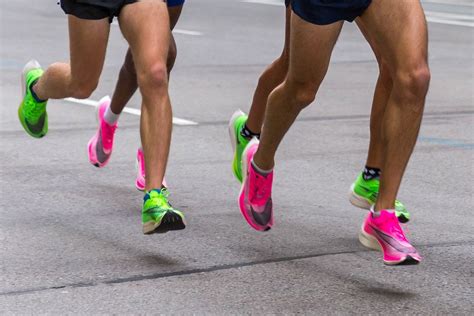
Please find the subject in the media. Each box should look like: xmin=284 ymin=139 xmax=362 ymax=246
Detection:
xmin=135 ymin=154 xmax=145 ymax=191
xmin=19 ymin=60 xmax=47 ymax=138
xmin=88 ymin=96 xmax=112 ymax=168
xmin=358 ymin=227 xmax=420 ymax=266
xmin=228 ymin=110 xmax=245 ymax=182
xmin=349 ymin=184 xmax=410 ymax=224
xmin=238 ymin=139 xmax=271 ymax=232
xmin=143 ymin=212 xmax=186 ymax=234
xmin=348 ymin=183 xmax=372 ymax=209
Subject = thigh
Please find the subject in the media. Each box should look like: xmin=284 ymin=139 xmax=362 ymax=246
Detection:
xmin=68 ymin=15 xmax=110 ymax=84
xmin=282 ymin=3 xmax=291 ymax=56
xmin=168 ymin=4 xmax=183 ymax=30
xmin=357 ymin=0 xmax=428 ymax=71
xmin=118 ymin=0 xmax=170 ymax=72
xmin=287 ymin=12 xmax=343 ymax=88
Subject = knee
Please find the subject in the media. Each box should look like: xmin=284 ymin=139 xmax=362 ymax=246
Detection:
xmin=287 ymin=80 xmax=317 ymax=110
xmin=395 ymin=64 xmax=431 ymax=104
xmin=69 ymin=80 xmax=97 ymax=99
xmin=137 ymin=62 xmax=168 ymax=92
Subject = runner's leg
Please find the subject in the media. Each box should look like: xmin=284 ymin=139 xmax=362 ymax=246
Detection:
xmin=357 ymin=0 xmax=430 ymax=211
xmin=253 ymin=13 xmax=343 ymax=170
xmin=245 ymin=5 xmax=291 ymax=133
xmin=110 ymin=5 xmax=183 ymax=114
xmin=356 ymin=20 xmax=392 ymax=169
xmin=118 ymin=0 xmax=171 ymax=190
xmin=33 ymin=16 xmax=109 ymax=100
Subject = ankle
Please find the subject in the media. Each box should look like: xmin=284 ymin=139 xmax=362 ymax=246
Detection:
xmin=30 ymin=80 xmax=47 ymax=103
xmin=252 ymin=152 xmax=274 ymax=172
xmin=374 ymin=201 xmax=395 ymax=212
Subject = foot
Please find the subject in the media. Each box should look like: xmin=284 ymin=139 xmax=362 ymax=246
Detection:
xmin=135 ymin=147 xmax=167 ymax=191
xmin=228 ymin=110 xmax=250 ymax=182
xmin=349 ymin=172 xmax=410 ymax=223
xmin=239 ymin=138 xmax=273 ymax=231
xmin=359 ymin=210 xmax=421 ymax=265
xmin=142 ymin=188 xmax=186 ymax=234
xmin=87 ymin=96 xmax=117 ymax=168
xmin=18 ymin=60 xmax=48 ymax=138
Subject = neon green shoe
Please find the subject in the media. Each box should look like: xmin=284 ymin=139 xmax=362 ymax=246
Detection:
xmin=228 ymin=110 xmax=251 ymax=183
xmin=142 ymin=188 xmax=186 ymax=234
xmin=349 ymin=172 xmax=410 ymax=223
xmin=18 ymin=60 xmax=48 ymax=138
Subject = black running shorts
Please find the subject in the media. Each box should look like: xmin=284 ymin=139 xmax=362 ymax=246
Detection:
xmin=60 ymin=0 xmax=138 ymax=22
xmin=290 ymin=0 xmax=372 ymax=25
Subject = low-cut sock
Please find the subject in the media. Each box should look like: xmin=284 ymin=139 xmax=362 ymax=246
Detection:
xmin=363 ymin=166 xmax=381 ymax=181
xmin=371 ymin=205 xmax=395 ymax=218
xmin=104 ymin=105 xmax=120 ymax=125
xmin=251 ymin=159 xmax=272 ymax=176
xmin=241 ymin=123 xmax=260 ymax=140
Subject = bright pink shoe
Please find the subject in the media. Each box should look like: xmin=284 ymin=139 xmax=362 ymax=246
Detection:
xmin=359 ymin=209 xmax=421 ymax=265
xmin=87 ymin=96 xmax=117 ymax=168
xmin=238 ymin=138 xmax=273 ymax=231
xmin=135 ymin=147 xmax=167 ymax=191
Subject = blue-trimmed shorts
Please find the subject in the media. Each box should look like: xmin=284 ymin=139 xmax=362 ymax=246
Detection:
xmin=290 ymin=0 xmax=372 ymax=25
xmin=166 ymin=0 xmax=185 ymax=7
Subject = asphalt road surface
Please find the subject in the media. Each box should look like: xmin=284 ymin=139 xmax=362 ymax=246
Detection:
xmin=1 ymin=0 xmax=473 ymax=314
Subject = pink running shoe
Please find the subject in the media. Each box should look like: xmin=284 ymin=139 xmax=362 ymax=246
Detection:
xmin=135 ymin=147 xmax=167 ymax=191
xmin=87 ymin=96 xmax=117 ymax=168
xmin=359 ymin=209 xmax=421 ymax=265
xmin=238 ymin=138 xmax=273 ymax=231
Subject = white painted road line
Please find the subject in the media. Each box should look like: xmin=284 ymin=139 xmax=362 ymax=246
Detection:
xmin=242 ymin=0 xmax=283 ymax=6
xmin=64 ymin=97 xmax=199 ymax=126
xmin=173 ymin=29 xmax=203 ymax=36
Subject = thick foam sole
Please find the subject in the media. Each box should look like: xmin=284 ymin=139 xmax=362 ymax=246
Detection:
xmin=143 ymin=212 xmax=186 ymax=235
xmin=228 ymin=110 xmax=245 ymax=182
xmin=348 ymin=183 xmax=372 ymax=210
xmin=349 ymin=184 xmax=410 ymax=223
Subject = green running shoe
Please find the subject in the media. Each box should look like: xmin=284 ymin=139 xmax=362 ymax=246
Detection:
xmin=349 ymin=172 xmax=410 ymax=223
xmin=18 ymin=60 xmax=48 ymax=138
xmin=142 ymin=188 xmax=186 ymax=234
xmin=228 ymin=110 xmax=250 ymax=183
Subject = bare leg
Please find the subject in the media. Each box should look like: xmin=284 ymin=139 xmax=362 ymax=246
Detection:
xmin=33 ymin=16 xmax=109 ymax=100
xmin=356 ymin=20 xmax=393 ymax=169
xmin=119 ymin=0 xmax=171 ymax=190
xmin=245 ymin=5 xmax=291 ymax=133
xmin=253 ymin=13 xmax=343 ymax=170
xmin=358 ymin=0 xmax=431 ymax=210
xmin=110 ymin=5 xmax=183 ymax=114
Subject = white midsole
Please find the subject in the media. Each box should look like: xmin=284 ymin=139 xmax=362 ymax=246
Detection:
xmin=348 ymin=183 xmax=372 ymax=210
xmin=228 ymin=109 xmax=245 ymax=153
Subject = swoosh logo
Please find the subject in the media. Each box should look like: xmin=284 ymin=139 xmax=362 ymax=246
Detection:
xmin=243 ymin=179 xmax=273 ymax=227
xmin=250 ymin=199 xmax=272 ymax=226
xmin=369 ymin=224 xmax=416 ymax=254
xmin=95 ymin=129 xmax=110 ymax=163
xmin=24 ymin=113 xmax=45 ymax=134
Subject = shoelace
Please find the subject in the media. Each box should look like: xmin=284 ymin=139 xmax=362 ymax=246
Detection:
xmin=253 ymin=173 xmax=269 ymax=201
xmin=149 ymin=189 xmax=171 ymax=210
xmin=101 ymin=122 xmax=117 ymax=146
